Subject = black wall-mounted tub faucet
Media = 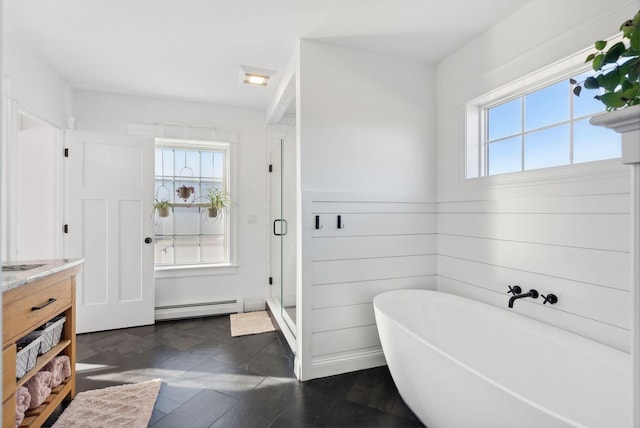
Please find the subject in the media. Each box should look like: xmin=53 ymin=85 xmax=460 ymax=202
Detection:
xmin=508 ymin=289 xmax=539 ymax=308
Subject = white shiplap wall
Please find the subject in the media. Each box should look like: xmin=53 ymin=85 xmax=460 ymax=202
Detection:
xmin=434 ymin=1 xmax=636 ymax=355
xmin=437 ymin=190 xmax=631 ymax=351
xmin=301 ymin=195 xmax=437 ymax=379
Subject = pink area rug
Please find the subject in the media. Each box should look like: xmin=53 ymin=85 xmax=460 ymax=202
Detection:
xmin=230 ymin=311 xmax=276 ymax=337
xmin=52 ymin=379 xmax=161 ymax=428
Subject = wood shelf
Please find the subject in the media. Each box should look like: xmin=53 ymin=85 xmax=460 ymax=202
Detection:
xmin=168 ymin=203 xmax=210 ymax=208
xmin=16 ymin=340 xmax=71 ymax=389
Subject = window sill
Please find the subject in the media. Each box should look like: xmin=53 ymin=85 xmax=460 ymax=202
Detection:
xmin=155 ymin=263 xmax=238 ymax=279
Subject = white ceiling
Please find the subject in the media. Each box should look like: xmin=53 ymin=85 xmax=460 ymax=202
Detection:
xmin=4 ymin=0 xmax=530 ymax=110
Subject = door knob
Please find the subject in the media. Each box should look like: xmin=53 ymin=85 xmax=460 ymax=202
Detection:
xmin=144 ymin=237 xmax=153 ymax=244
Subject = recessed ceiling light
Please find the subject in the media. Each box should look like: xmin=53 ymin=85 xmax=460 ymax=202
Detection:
xmin=239 ymin=65 xmax=276 ymax=87
xmin=244 ymin=73 xmax=269 ymax=86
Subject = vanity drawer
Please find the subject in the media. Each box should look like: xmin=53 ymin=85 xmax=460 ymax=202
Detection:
xmin=3 ymin=274 xmax=72 ymax=345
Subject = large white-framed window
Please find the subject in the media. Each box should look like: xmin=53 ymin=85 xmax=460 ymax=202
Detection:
xmin=466 ymin=43 xmax=622 ymax=179
xmin=153 ymin=138 xmax=232 ymax=268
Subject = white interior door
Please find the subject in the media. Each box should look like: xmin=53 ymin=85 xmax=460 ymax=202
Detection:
xmin=65 ymin=130 xmax=155 ymax=333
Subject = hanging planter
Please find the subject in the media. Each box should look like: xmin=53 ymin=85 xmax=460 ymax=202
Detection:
xmin=204 ymin=188 xmax=233 ymax=219
xmin=154 ymin=199 xmax=171 ymax=218
xmin=176 ymin=184 xmax=195 ymax=201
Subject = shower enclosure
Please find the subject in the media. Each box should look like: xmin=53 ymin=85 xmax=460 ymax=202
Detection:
xmin=269 ymin=123 xmax=297 ymax=337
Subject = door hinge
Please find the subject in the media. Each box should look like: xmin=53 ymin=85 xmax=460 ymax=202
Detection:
xmin=63 ymin=224 xmax=69 ymax=234
xmin=268 ymin=276 xmax=273 ymax=285
xmin=268 ymin=164 xmax=273 ymax=173
xmin=64 ymin=148 xmax=69 ymax=158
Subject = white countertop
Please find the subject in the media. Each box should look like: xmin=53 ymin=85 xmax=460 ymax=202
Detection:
xmin=1 ymin=259 xmax=84 ymax=293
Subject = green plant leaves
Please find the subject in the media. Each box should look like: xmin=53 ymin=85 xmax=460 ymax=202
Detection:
xmin=575 ymin=11 xmax=639 ymax=110
xmin=599 ymin=68 xmax=621 ymax=91
xmin=596 ymin=92 xmax=627 ymax=109
xmin=603 ymin=42 xmax=626 ymax=66
xmin=584 ymin=76 xmax=599 ymax=89
xmin=631 ymin=30 xmax=640 ymax=52
xmin=592 ymin=53 xmax=604 ymax=71
xmin=621 ymin=85 xmax=639 ymax=102
xmin=595 ymin=40 xmax=607 ymax=50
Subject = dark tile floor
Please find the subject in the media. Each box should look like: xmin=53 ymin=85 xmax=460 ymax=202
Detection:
xmin=48 ymin=315 xmax=424 ymax=428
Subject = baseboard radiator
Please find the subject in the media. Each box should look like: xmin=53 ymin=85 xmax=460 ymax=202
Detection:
xmin=155 ymin=299 xmax=244 ymax=321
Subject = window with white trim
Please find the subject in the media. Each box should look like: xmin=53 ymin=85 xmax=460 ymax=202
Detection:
xmin=153 ymin=139 xmax=231 ymax=266
xmin=466 ymin=49 xmax=622 ymax=179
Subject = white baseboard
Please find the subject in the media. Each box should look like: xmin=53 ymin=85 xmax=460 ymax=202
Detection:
xmin=155 ymin=299 xmax=243 ymax=321
xmin=244 ymin=299 xmax=266 ymax=312
xmin=308 ymin=348 xmax=387 ymax=380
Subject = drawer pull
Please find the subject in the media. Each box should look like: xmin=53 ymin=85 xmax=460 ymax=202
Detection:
xmin=31 ymin=298 xmax=57 ymax=311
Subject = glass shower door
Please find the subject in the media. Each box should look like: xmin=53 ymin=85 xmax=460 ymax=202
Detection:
xmin=270 ymin=127 xmax=297 ymax=336
xmin=269 ymin=139 xmax=283 ymax=314
xmin=281 ymin=128 xmax=297 ymax=333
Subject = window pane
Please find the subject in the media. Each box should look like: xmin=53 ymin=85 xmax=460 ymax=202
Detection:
xmin=175 ymin=150 xmax=195 ymax=178
xmin=488 ymin=136 xmax=521 ymax=175
xmin=213 ymin=152 xmax=224 ymax=179
xmin=159 ymin=149 xmax=173 ymax=177
xmin=574 ymin=118 xmax=621 ymax=163
xmin=186 ymin=150 xmax=200 ymax=176
xmin=174 ymin=236 xmax=200 ymax=264
xmin=488 ymin=98 xmax=521 ymax=141
xmin=173 ymin=207 xmax=199 ymax=235
xmin=525 ymin=80 xmax=569 ymax=131
xmin=524 ymin=124 xmax=569 ymax=170
xmin=154 ymin=237 xmax=174 ymax=265
xmin=200 ymin=235 xmax=225 ymax=263
xmin=154 ymin=149 xmax=162 ymax=176
xmin=154 ymin=180 xmax=173 ymax=202
xmin=201 ymin=214 xmax=225 ymax=234
xmin=154 ymin=212 xmax=174 ymax=236
xmin=201 ymin=151 xmax=214 ymax=178
xmin=572 ymin=70 xmax=606 ymax=118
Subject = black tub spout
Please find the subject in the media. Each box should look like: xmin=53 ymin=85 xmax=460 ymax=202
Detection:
xmin=508 ymin=289 xmax=539 ymax=308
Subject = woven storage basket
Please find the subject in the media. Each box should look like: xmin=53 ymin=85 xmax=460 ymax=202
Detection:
xmin=37 ymin=316 xmax=66 ymax=354
xmin=16 ymin=336 xmax=42 ymax=379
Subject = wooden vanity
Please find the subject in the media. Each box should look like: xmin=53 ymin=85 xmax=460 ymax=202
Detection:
xmin=2 ymin=259 xmax=83 ymax=428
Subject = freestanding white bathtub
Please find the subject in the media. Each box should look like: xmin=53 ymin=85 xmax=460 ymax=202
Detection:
xmin=373 ymin=289 xmax=631 ymax=428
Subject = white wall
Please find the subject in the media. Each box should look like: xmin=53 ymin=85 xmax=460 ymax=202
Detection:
xmin=4 ymin=37 xmax=69 ymax=127
xmin=299 ymin=40 xmax=437 ymax=198
xmin=436 ymin=0 xmax=637 ymax=351
xmin=73 ymin=90 xmax=268 ymax=311
xmin=297 ymin=41 xmax=437 ymax=379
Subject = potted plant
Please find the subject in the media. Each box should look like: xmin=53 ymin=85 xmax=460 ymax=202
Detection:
xmin=176 ymin=185 xmax=195 ymax=201
xmin=153 ymin=199 xmax=171 ymax=218
xmin=204 ymin=188 xmax=232 ymax=218
xmin=571 ymin=10 xmax=640 ymax=110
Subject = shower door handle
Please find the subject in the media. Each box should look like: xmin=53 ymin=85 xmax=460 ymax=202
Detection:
xmin=273 ymin=219 xmax=288 ymax=236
